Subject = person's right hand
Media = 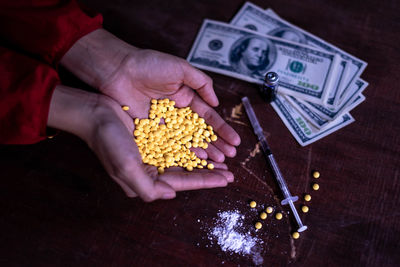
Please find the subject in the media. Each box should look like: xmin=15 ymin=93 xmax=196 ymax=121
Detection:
xmin=47 ymin=85 xmax=234 ymax=201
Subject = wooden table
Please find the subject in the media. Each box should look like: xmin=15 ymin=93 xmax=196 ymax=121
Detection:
xmin=1 ymin=0 xmax=399 ymax=266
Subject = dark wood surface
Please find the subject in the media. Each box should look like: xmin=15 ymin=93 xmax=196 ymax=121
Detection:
xmin=1 ymin=0 xmax=400 ymax=266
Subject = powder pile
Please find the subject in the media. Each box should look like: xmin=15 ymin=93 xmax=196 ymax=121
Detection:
xmin=208 ymin=210 xmax=263 ymax=258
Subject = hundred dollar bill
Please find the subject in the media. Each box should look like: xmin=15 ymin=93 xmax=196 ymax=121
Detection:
xmin=284 ymin=95 xmax=331 ymax=129
xmin=285 ymin=92 xmax=365 ymax=129
xmin=187 ymin=19 xmax=341 ymax=105
xmin=231 ymin=2 xmax=367 ymax=108
xmin=298 ymin=79 xmax=368 ymax=121
xmin=263 ymin=7 xmax=353 ymax=109
xmin=271 ymin=94 xmax=355 ymax=146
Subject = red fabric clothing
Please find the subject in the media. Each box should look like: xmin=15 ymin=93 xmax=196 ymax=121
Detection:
xmin=0 ymin=48 xmax=60 ymax=144
xmin=0 ymin=0 xmax=103 ymax=144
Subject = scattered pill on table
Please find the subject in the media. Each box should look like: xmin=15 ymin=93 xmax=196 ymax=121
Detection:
xmin=275 ymin=212 xmax=283 ymax=220
xmin=260 ymin=212 xmax=267 ymax=220
xmin=312 ymin=183 xmax=320 ymax=191
xmin=292 ymin=232 xmax=300 ymax=239
xmin=121 ymin=105 xmax=130 ymax=111
xmin=255 ymin=222 xmax=262 ymax=229
xmin=266 ymin=206 xmax=274 ymax=213
xmin=250 ymin=201 xmax=257 ymax=208
xmin=313 ymin=171 xmax=320 ymax=179
xmin=304 ymin=194 xmax=312 ymax=201
xmin=301 ymin=205 xmax=309 ymax=213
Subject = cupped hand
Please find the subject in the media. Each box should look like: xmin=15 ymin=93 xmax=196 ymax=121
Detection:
xmin=99 ymin=48 xmax=241 ymax=162
xmin=48 ymin=85 xmax=235 ymax=201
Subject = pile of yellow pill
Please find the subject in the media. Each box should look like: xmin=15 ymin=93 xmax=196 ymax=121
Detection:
xmin=133 ymin=99 xmax=218 ymax=173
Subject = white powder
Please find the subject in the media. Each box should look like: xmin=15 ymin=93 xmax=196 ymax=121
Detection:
xmin=207 ymin=210 xmax=264 ymax=264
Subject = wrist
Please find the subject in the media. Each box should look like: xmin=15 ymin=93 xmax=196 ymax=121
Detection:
xmin=47 ymin=85 xmax=121 ymax=143
xmin=60 ymin=29 xmax=138 ymax=89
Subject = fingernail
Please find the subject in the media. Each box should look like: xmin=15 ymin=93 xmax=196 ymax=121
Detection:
xmin=162 ymin=192 xmax=176 ymax=199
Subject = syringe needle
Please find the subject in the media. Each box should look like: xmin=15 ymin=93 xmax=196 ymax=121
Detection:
xmin=242 ymin=96 xmax=307 ymax=233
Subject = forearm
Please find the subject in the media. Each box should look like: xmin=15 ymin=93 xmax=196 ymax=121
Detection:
xmin=48 ymin=85 xmax=98 ymax=140
xmin=60 ymin=29 xmax=138 ymax=89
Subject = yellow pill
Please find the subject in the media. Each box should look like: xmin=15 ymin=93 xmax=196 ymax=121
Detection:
xmin=201 ymin=160 xmax=207 ymax=166
xmin=292 ymin=232 xmax=300 ymax=239
xmin=207 ymin=163 xmax=214 ymax=170
xmin=151 ymin=99 xmax=157 ymax=104
xmin=266 ymin=206 xmax=273 ymax=214
xmin=304 ymin=194 xmax=311 ymax=201
xmin=186 ymin=165 xmax=193 ymax=171
xmin=158 ymin=167 xmax=165 ymax=174
xmin=301 ymin=205 xmax=309 ymax=213
xmin=249 ymin=201 xmax=257 ymax=208
xmin=312 ymin=183 xmax=320 ymax=191
xmin=313 ymin=171 xmax=320 ymax=179
xmin=121 ymin=105 xmax=130 ymax=111
xmin=275 ymin=212 xmax=283 ymax=220
xmin=260 ymin=212 xmax=267 ymax=220
xmin=210 ymin=135 xmax=217 ymax=142
xmin=255 ymin=222 xmax=262 ymax=229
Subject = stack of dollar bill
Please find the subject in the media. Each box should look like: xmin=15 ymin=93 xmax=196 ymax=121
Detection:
xmin=187 ymin=2 xmax=368 ymax=146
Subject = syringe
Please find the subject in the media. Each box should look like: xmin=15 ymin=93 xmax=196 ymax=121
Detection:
xmin=242 ymin=95 xmax=308 ymax=232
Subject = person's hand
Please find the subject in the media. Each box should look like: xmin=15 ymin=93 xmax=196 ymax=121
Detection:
xmin=61 ymin=29 xmax=241 ymax=163
xmin=48 ymin=85 xmax=235 ymax=201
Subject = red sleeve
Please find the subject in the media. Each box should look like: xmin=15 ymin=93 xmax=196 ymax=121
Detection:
xmin=0 ymin=46 xmax=60 ymax=144
xmin=0 ymin=0 xmax=103 ymax=68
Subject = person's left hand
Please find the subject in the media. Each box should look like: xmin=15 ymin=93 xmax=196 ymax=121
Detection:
xmin=61 ymin=29 xmax=241 ymax=163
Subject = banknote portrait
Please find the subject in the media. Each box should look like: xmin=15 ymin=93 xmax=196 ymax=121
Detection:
xmin=229 ymin=35 xmax=276 ymax=79
xmin=267 ymin=27 xmax=307 ymax=44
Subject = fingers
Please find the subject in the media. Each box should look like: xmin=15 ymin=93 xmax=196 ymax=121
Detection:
xmin=120 ymin=162 xmax=177 ymax=202
xmin=211 ymin=138 xmax=237 ymax=158
xmin=189 ymin=94 xmax=241 ymax=147
xmin=190 ymin=147 xmax=208 ymax=159
xmin=182 ymin=61 xmax=219 ymax=107
xmin=158 ymin=168 xmax=234 ymax=192
xmin=204 ymin=143 xmax=225 ymax=162
xmin=112 ymin=176 xmax=138 ymax=198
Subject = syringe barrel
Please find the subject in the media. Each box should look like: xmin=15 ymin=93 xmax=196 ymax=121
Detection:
xmin=267 ymin=154 xmax=291 ymax=198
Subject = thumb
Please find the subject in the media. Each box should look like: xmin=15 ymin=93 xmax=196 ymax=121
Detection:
xmin=123 ymin=164 xmax=176 ymax=202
